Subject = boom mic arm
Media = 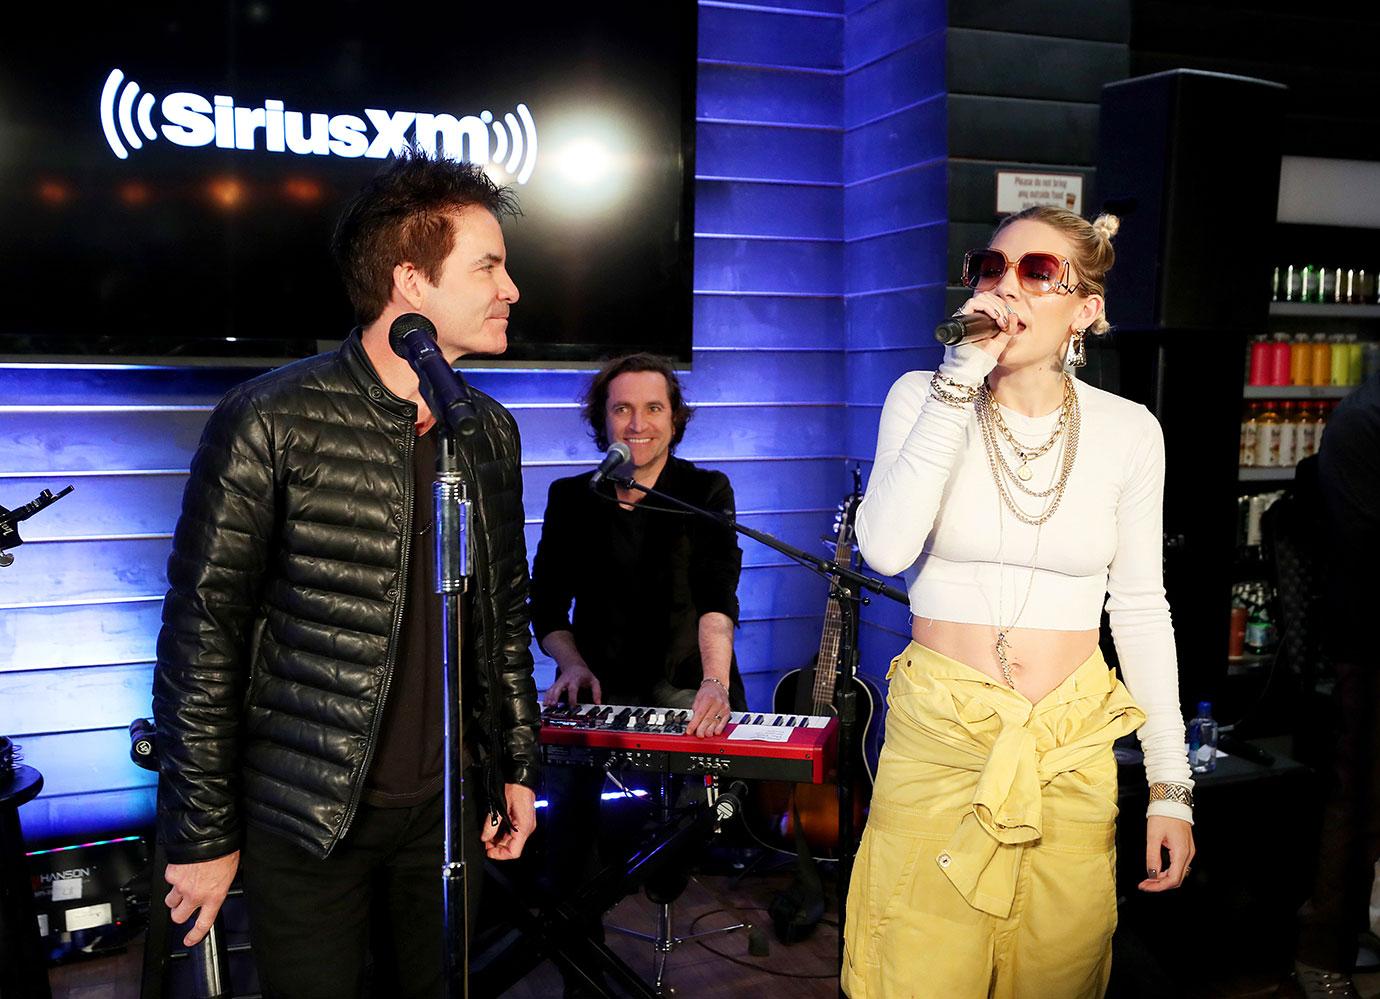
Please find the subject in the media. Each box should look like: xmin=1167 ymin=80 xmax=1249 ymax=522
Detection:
xmin=0 ymin=485 xmax=74 ymax=567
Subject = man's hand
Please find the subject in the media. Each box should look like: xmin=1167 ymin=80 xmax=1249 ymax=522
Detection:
xmin=543 ymin=661 xmax=602 ymax=707
xmin=482 ymin=783 xmax=537 ymax=861
xmin=687 ymin=679 xmax=732 ymax=738
xmin=164 ymin=851 xmax=240 ymax=947
xmin=1138 ymin=815 xmax=1195 ymax=892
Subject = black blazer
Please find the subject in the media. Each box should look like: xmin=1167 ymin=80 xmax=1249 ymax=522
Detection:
xmin=531 ymin=456 xmax=746 ymax=705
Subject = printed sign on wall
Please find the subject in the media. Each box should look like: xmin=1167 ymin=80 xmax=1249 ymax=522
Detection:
xmin=996 ymin=171 xmax=1083 ymax=215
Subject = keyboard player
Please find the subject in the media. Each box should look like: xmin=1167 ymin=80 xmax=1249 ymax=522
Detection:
xmin=530 ymin=353 xmax=748 ymax=997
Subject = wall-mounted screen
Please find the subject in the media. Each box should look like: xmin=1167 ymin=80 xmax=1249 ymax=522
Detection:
xmin=0 ymin=4 xmax=695 ymax=363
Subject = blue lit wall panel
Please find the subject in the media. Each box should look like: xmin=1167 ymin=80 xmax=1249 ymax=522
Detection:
xmin=14 ymin=730 xmax=156 ymax=798
xmin=845 ymin=226 xmax=947 ymax=295
xmin=693 ymin=237 xmax=844 ymax=294
xmin=19 ymin=789 xmax=157 ymax=846
xmin=0 ymin=365 xmax=250 ymax=408
xmin=683 ymin=350 xmax=845 ymax=402
xmin=2 ymin=409 xmax=208 ymax=473
xmin=0 ymin=473 xmax=186 ymax=538
xmin=697 ymin=122 xmax=841 ymax=183
xmin=1 ymin=602 xmax=162 ymax=673
xmin=845 ymin=97 xmax=946 ymax=181
xmin=841 ymin=286 xmax=946 ymax=351
xmin=0 ymin=663 xmax=154 ymax=737
xmin=844 ymin=32 xmax=946 ymax=129
xmin=698 ymin=64 xmax=842 ymax=126
xmin=743 ymin=0 xmax=842 ymax=13
xmin=845 ymin=0 xmax=945 ymax=67
xmin=844 ymin=162 xmax=947 ymax=240
xmin=696 ymin=180 xmax=842 ymax=238
xmin=699 ymin=5 xmax=843 ymax=69
xmin=1 ymin=538 xmax=171 ymax=605
xmin=693 ymin=295 xmax=844 ymax=350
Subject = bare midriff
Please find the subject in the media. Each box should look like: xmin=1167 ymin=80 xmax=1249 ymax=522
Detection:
xmin=911 ymin=617 xmax=1101 ymax=705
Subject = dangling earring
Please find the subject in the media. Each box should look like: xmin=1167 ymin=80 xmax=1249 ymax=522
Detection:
xmin=1067 ymin=329 xmax=1087 ymax=368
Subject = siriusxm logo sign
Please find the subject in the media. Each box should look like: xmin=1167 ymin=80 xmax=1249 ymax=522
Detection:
xmin=99 ymin=69 xmax=538 ymax=183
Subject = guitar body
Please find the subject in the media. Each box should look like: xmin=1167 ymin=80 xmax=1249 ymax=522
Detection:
xmin=751 ymin=471 xmax=886 ymax=860
xmin=750 ymin=666 xmax=883 ymax=857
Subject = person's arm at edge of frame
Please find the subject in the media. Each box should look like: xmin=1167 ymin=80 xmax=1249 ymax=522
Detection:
xmin=152 ymin=387 xmax=276 ymax=945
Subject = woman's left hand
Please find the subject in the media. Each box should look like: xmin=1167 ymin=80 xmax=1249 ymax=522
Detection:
xmin=1138 ymin=816 xmax=1195 ymax=891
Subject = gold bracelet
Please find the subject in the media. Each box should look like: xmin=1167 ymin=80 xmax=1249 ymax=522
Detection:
xmin=1149 ymin=782 xmax=1194 ymax=808
xmin=929 ymin=372 xmax=980 ymax=408
xmin=700 ymin=677 xmax=728 ymax=694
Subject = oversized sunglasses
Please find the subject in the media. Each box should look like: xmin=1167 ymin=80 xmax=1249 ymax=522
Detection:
xmin=961 ymin=249 xmax=1086 ymax=296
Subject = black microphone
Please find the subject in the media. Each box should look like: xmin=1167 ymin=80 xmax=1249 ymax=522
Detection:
xmin=934 ymin=312 xmax=1002 ymax=347
xmin=589 ymin=443 xmax=632 ymax=488
xmin=388 ymin=313 xmax=480 ymax=438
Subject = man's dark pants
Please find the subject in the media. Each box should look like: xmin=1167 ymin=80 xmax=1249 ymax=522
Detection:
xmin=242 ymin=778 xmax=484 ymax=998
xmin=1298 ymin=661 xmax=1380 ymax=972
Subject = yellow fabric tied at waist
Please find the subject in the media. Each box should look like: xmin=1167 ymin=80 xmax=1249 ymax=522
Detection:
xmin=876 ymin=642 xmax=1147 ymax=919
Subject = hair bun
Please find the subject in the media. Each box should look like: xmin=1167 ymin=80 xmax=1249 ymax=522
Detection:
xmin=1092 ymin=213 xmax=1120 ymax=241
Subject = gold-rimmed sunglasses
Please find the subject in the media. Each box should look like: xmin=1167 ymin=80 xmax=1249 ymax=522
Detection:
xmin=961 ymin=249 xmax=1087 ymax=296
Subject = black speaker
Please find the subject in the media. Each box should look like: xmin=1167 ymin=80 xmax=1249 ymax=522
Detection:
xmin=1093 ymin=70 xmax=1287 ymax=710
xmin=1099 ymin=69 xmax=1287 ymax=332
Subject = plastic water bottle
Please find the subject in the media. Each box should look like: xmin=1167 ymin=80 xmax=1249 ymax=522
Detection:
xmin=1187 ymin=701 xmax=1219 ymax=775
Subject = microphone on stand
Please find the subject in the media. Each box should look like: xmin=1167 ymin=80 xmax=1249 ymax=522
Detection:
xmin=934 ymin=311 xmax=1002 ymax=347
xmin=388 ymin=313 xmax=480 ymax=438
xmin=589 ymin=443 xmax=632 ymax=488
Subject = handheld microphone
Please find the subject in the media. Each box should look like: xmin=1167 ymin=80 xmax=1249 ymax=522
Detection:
xmin=388 ymin=313 xmax=480 ymax=438
xmin=934 ymin=312 xmax=1002 ymax=347
xmin=589 ymin=443 xmax=632 ymax=488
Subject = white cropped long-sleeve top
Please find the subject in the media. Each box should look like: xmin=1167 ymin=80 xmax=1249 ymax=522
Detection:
xmin=857 ymin=348 xmax=1193 ymax=822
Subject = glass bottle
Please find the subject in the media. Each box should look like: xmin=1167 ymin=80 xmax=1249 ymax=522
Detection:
xmin=1254 ymin=401 xmax=1281 ymax=468
xmin=1240 ymin=402 xmax=1260 ymax=467
xmin=1311 ymin=334 xmax=1332 ymax=387
xmin=1278 ymin=401 xmax=1298 ymax=467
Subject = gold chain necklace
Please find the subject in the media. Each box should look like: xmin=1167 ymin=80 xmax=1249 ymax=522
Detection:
xmin=985 ymin=377 xmax=1072 ymax=481
xmin=975 ymin=377 xmax=1080 ymax=527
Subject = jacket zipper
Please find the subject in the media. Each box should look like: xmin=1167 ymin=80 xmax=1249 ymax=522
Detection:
xmin=332 ymin=422 xmax=415 ymax=849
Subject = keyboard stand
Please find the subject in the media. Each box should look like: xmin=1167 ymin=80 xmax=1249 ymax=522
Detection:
xmin=606 ymin=775 xmax=746 ymax=995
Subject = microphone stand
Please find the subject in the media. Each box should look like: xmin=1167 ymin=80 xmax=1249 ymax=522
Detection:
xmin=435 ymin=431 xmax=472 ymax=999
xmin=605 ymin=472 xmax=906 ymax=996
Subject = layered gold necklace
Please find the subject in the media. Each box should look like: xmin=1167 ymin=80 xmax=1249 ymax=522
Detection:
xmin=974 ymin=374 xmax=1080 ymax=526
xmin=974 ymin=374 xmax=1081 ymax=686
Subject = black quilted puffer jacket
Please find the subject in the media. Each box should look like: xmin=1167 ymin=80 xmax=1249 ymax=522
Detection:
xmin=152 ymin=331 xmax=540 ymax=863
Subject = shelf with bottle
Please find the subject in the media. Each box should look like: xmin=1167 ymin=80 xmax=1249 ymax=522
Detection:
xmin=1239 ymin=398 xmax=1332 ymax=477
xmin=1246 ymin=332 xmax=1374 ymax=391
xmin=1273 ymin=263 xmax=1378 ymax=308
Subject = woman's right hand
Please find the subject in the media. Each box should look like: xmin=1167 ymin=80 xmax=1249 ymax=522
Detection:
xmin=953 ymin=291 xmax=1018 ymax=361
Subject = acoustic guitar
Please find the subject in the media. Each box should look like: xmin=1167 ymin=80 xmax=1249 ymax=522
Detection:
xmin=755 ymin=472 xmax=884 ymax=855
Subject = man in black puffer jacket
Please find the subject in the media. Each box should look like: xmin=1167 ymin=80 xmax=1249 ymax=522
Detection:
xmin=152 ymin=153 xmax=540 ymax=997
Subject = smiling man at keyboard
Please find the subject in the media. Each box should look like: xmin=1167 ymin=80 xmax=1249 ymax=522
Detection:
xmin=530 ymin=352 xmax=748 ymax=998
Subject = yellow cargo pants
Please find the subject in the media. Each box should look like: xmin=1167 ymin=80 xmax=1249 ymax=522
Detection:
xmin=842 ymin=641 xmax=1146 ymax=999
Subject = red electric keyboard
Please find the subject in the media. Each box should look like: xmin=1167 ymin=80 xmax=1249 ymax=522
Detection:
xmin=540 ymin=703 xmax=839 ymax=784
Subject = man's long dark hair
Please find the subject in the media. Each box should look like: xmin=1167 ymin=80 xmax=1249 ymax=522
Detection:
xmin=582 ymin=354 xmax=694 ymax=453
